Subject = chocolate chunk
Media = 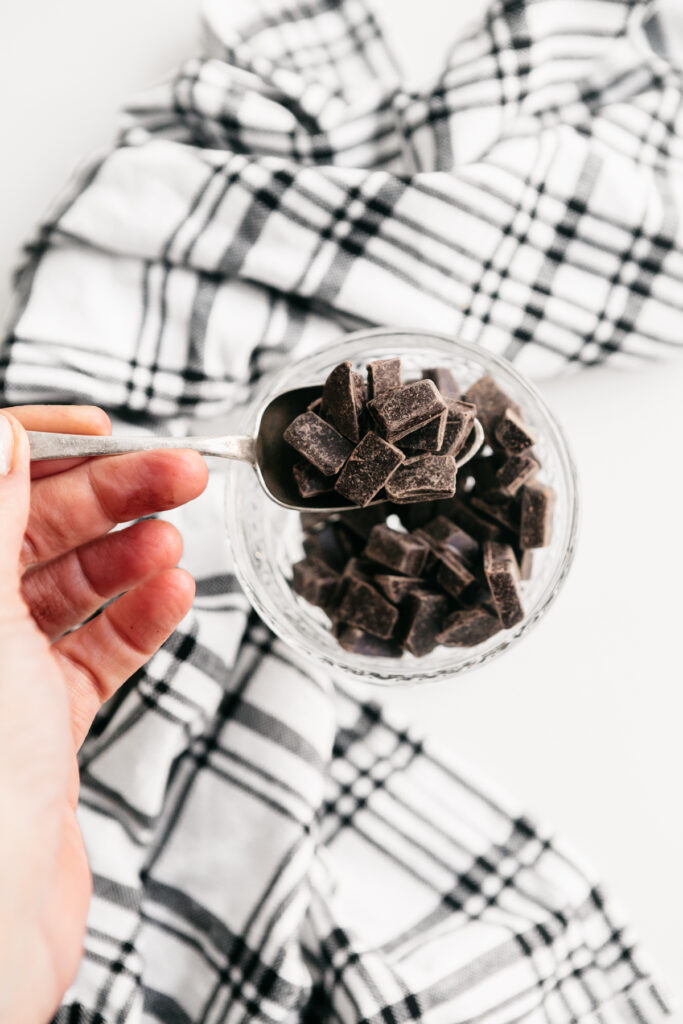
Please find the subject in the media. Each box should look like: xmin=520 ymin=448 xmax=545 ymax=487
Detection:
xmin=399 ymin=408 xmax=448 ymax=452
xmin=402 ymin=592 xmax=450 ymax=657
xmin=374 ymin=574 xmax=425 ymax=604
xmin=434 ymin=549 xmax=476 ymax=598
xmin=320 ymin=361 xmax=361 ymax=443
xmin=367 ymin=380 xmax=446 ymax=442
xmin=437 ymin=607 xmax=502 ymax=647
xmin=470 ymin=455 xmax=506 ymax=497
xmin=284 ymin=412 xmax=353 ymax=476
xmin=336 ymin=625 xmax=402 ymax=658
xmin=463 ymin=375 xmax=522 ymax=440
xmin=470 ymin=494 xmax=520 ymax=534
xmin=342 ymin=556 xmax=379 ymax=581
xmin=423 ymin=367 xmax=461 ymax=398
xmin=494 ymin=408 xmax=536 ymax=453
xmin=335 ymin=431 xmax=404 ymax=506
xmin=520 ymin=482 xmax=555 ymax=549
xmin=396 ymin=501 xmax=436 ymax=530
xmin=367 ymin=358 xmax=402 ymax=398
xmin=495 ymin=453 xmax=540 ymax=497
xmin=417 ymin=516 xmax=479 ymax=564
xmin=385 ymin=454 xmax=456 ymax=503
xmin=338 ymin=504 xmax=389 ymax=539
xmin=440 ymin=496 xmax=502 ymax=540
xmin=291 ymin=558 xmax=340 ymax=610
xmin=441 ymin=400 xmax=477 ymax=456
xmin=364 ymin=523 xmax=430 ymax=576
xmin=293 ymin=461 xmax=335 ymax=499
xmin=304 ymin=523 xmax=356 ymax=571
xmin=483 ymin=541 xmax=524 ymax=628
xmin=335 ymin=577 xmax=398 ymax=639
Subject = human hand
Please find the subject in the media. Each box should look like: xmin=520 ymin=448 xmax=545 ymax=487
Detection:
xmin=0 ymin=406 xmax=208 ymax=1023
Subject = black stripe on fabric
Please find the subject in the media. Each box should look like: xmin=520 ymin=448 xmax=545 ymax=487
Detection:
xmin=140 ymin=624 xmax=272 ymax=879
xmin=224 ymin=841 xmax=314 ymax=1024
xmin=144 ymin=878 xmax=302 ymax=1008
xmin=92 ymin=873 xmax=141 ymax=912
xmin=232 ymin=699 xmax=326 ymax=770
xmin=144 ymin=987 xmax=194 ymax=1024
xmin=573 ymin=83 xmax=678 ymax=363
xmin=218 ymin=167 xmax=296 ymax=277
xmin=52 ymin=1005 xmax=106 ymax=1024
xmin=504 ymin=149 xmax=602 ymax=363
xmin=194 ymin=573 xmax=244 ymax=597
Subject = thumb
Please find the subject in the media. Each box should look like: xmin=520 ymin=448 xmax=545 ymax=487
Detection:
xmin=0 ymin=413 xmax=31 ymax=605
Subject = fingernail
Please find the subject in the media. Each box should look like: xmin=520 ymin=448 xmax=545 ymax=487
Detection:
xmin=0 ymin=416 xmax=14 ymax=476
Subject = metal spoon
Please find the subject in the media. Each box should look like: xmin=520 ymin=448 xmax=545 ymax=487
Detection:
xmin=27 ymin=385 xmax=484 ymax=512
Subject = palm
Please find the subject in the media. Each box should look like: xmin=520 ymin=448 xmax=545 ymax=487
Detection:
xmin=0 ymin=405 xmax=207 ymax=1022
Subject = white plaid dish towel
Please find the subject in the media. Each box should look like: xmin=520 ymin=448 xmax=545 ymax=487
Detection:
xmin=1 ymin=0 xmax=679 ymax=1021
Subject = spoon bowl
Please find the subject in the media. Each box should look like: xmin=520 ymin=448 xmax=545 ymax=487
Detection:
xmin=27 ymin=384 xmax=484 ymax=513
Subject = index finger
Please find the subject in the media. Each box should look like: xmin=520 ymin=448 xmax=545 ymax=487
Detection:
xmin=7 ymin=405 xmax=112 ymax=479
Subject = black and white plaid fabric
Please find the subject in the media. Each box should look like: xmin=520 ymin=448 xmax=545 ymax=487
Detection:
xmin=1 ymin=0 xmax=678 ymax=1020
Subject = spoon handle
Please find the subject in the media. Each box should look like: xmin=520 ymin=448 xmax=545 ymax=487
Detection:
xmin=27 ymin=431 xmax=256 ymax=463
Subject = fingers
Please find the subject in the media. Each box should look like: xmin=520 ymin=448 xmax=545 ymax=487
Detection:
xmin=22 ymin=519 xmax=183 ymax=640
xmin=54 ymin=569 xmax=195 ymax=748
xmin=22 ymin=449 xmax=209 ymax=568
xmin=8 ymin=405 xmax=111 ymax=480
xmin=0 ymin=413 xmax=31 ymax=605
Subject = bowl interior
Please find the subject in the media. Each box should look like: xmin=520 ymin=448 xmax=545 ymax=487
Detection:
xmin=225 ymin=329 xmax=578 ymax=686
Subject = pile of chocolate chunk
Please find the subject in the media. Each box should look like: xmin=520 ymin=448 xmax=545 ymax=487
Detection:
xmin=283 ymin=358 xmax=555 ymax=659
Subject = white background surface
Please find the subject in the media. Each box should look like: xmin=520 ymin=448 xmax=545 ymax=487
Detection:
xmin=0 ymin=0 xmax=681 ymax=1010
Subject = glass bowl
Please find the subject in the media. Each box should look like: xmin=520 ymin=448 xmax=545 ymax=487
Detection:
xmin=225 ymin=328 xmax=579 ymax=686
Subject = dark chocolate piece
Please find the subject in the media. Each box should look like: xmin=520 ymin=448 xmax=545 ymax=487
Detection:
xmin=402 ymin=592 xmax=450 ymax=657
xmin=396 ymin=501 xmax=436 ymax=530
xmin=338 ymin=504 xmax=389 ymax=539
xmin=463 ymin=375 xmax=522 ymax=440
xmin=367 ymin=380 xmax=446 ymax=442
xmin=335 ymin=577 xmax=398 ymax=639
xmin=423 ymin=367 xmax=461 ymax=398
xmin=293 ymin=461 xmax=335 ymax=499
xmin=495 ymin=453 xmax=540 ymax=497
xmin=291 ymin=558 xmax=339 ymax=610
xmin=434 ymin=549 xmax=476 ymax=598
xmin=468 ymin=453 xmax=501 ymax=494
xmin=483 ymin=541 xmax=524 ymax=628
xmin=284 ymin=412 xmax=353 ymax=476
xmin=520 ymin=482 xmax=555 ymax=549
xmin=399 ymin=408 xmax=448 ymax=452
xmin=470 ymin=494 xmax=520 ymax=534
xmin=385 ymin=454 xmax=456 ymax=503
xmin=364 ymin=523 xmax=430 ymax=576
xmin=437 ymin=607 xmax=502 ymax=647
xmin=321 ymin=361 xmax=361 ymax=443
xmin=494 ymin=408 xmax=536 ymax=453
xmin=440 ymin=496 xmax=501 ymax=540
xmin=336 ymin=624 xmax=402 ymax=658
xmin=335 ymin=431 xmax=404 ymax=507
xmin=417 ymin=516 xmax=479 ymax=564
xmin=304 ymin=523 xmax=356 ymax=571
xmin=367 ymin=358 xmax=402 ymax=398
xmin=374 ymin=575 xmax=425 ymax=604
xmin=342 ymin=556 xmax=378 ymax=581
xmin=441 ymin=400 xmax=477 ymax=456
